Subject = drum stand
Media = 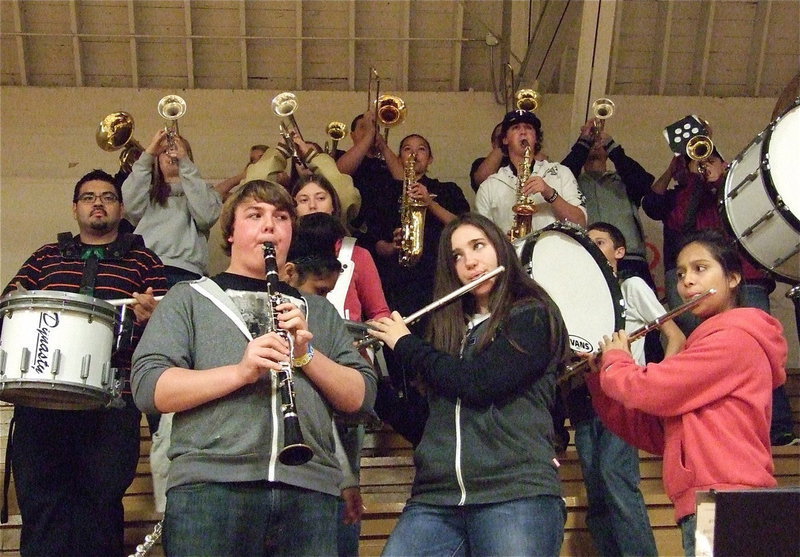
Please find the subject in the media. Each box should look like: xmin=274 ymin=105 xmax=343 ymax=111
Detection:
xmin=787 ymin=285 xmax=800 ymax=347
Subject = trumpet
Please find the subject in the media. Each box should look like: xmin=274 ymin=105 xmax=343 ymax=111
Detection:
xmin=157 ymin=94 xmax=187 ymax=160
xmin=558 ymin=289 xmax=716 ymax=386
xmin=515 ymin=89 xmax=542 ymax=112
xmin=686 ymin=134 xmax=714 ymax=176
xmin=96 ymin=111 xmax=144 ymax=173
xmin=272 ymin=92 xmax=308 ymax=168
xmin=356 ymin=266 xmax=506 ymax=351
xmin=324 ymin=121 xmax=348 ymax=155
xmin=508 ymin=141 xmax=536 ymax=240
xmin=367 ymin=67 xmax=406 ymax=144
xmin=591 ymin=98 xmax=615 ymax=139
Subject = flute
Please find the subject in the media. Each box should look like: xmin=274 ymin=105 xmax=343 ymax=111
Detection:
xmin=558 ymin=288 xmax=716 ymax=385
xmin=356 ymin=265 xmax=506 ymax=350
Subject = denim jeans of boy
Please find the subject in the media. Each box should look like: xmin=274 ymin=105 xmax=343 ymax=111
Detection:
xmin=381 ymin=496 xmax=566 ymax=557
xmin=575 ymin=416 xmax=658 ymax=556
xmin=163 ymin=481 xmax=337 ymax=556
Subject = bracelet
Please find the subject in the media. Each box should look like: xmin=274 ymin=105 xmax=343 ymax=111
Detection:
xmin=544 ymin=189 xmax=559 ymax=203
xmin=291 ymin=345 xmax=314 ymax=367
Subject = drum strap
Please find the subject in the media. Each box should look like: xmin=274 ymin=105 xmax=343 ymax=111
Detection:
xmin=1 ymin=416 xmax=14 ymax=524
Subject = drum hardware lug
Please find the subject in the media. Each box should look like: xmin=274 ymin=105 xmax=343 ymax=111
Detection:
xmin=771 ymin=244 xmax=800 ymax=270
xmin=741 ymin=209 xmax=776 ymax=238
xmin=102 ymin=363 xmax=113 ymax=387
xmin=81 ymin=354 xmax=92 ymax=380
xmin=0 ymin=350 xmax=6 ymax=375
xmin=20 ymin=348 xmax=30 ymax=374
xmin=51 ymin=349 xmax=61 ymax=376
xmin=728 ymin=171 xmax=759 ymax=199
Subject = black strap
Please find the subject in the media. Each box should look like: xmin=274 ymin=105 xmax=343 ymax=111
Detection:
xmin=79 ymin=255 xmax=101 ymax=296
xmin=1 ymin=416 xmax=14 ymax=523
xmin=681 ymin=183 xmax=706 ymax=233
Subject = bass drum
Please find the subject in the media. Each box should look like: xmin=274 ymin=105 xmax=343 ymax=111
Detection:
xmin=517 ymin=221 xmax=625 ymax=354
xmin=722 ymin=100 xmax=800 ymax=282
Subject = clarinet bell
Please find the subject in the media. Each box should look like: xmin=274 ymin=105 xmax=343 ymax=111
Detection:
xmin=279 ymin=415 xmax=313 ymax=466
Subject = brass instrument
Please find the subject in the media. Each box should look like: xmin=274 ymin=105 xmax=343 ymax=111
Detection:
xmin=96 ymin=111 xmax=144 ymax=173
xmin=398 ymin=154 xmax=427 ymax=267
xmin=263 ymin=242 xmax=314 ymax=466
xmin=508 ymin=142 xmax=537 ymax=240
xmin=272 ymin=92 xmax=308 ymax=167
xmin=356 ymin=266 xmax=507 ymax=351
xmin=686 ymin=134 xmax=714 ymax=176
xmin=591 ymin=97 xmax=615 ymax=139
xmin=558 ymin=289 xmax=716 ymax=386
xmin=324 ymin=121 xmax=348 ymax=155
xmin=157 ymin=94 xmax=187 ymax=160
xmin=515 ymin=89 xmax=542 ymax=112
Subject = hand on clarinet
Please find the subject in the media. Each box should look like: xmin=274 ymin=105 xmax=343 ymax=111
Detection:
xmin=599 ymin=329 xmax=632 ymax=356
xmin=275 ymin=300 xmax=314 ymax=355
xmin=237 ymin=332 xmax=291 ymax=383
xmin=366 ymin=311 xmax=411 ymax=350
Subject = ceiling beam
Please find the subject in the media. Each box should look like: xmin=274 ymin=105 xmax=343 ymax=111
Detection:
xmin=348 ymin=0 xmax=355 ymax=91
xmin=515 ymin=0 xmax=579 ymax=92
xmin=401 ymin=0 xmax=410 ymax=90
xmin=127 ymin=0 xmax=138 ymax=88
xmin=68 ymin=0 xmax=83 ymax=86
xmin=691 ymin=0 xmax=715 ymax=96
xmin=183 ymin=0 xmax=194 ymax=88
xmin=650 ymin=0 xmax=673 ymax=95
xmin=238 ymin=0 xmax=248 ymax=89
xmin=11 ymin=0 xmax=27 ymax=86
xmin=607 ymin=0 xmax=625 ymax=94
xmin=748 ymin=0 xmax=772 ymax=97
xmin=295 ymin=0 xmax=302 ymax=90
xmin=451 ymin=1 xmax=463 ymax=91
xmin=570 ymin=0 xmax=617 ymax=133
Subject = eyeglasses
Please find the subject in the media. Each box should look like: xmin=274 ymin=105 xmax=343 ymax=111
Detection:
xmin=77 ymin=192 xmax=120 ymax=204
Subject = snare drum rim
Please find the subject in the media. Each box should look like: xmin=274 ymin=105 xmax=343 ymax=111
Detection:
xmin=0 ymin=289 xmax=119 ymax=325
xmin=518 ymin=221 xmax=626 ymax=333
xmin=760 ymin=100 xmax=800 ymax=232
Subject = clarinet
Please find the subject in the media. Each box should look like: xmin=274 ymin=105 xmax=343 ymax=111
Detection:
xmin=263 ymin=242 xmax=314 ymax=466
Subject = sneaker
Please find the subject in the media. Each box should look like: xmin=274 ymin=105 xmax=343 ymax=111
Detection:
xmin=772 ymin=433 xmax=800 ymax=446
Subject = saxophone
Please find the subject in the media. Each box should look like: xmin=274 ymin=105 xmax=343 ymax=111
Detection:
xmin=508 ymin=141 xmax=537 ymax=240
xmin=398 ymin=153 xmax=427 ymax=267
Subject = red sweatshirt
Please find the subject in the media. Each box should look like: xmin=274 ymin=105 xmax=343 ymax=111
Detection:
xmin=587 ymin=307 xmax=788 ymax=522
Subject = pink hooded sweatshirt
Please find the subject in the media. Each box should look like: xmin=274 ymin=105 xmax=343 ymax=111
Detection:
xmin=587 ymin=307 xmax=788 ymax=522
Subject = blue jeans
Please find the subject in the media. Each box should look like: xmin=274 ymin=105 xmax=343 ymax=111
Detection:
xmin=381 ymin=496 xmax=566 ymax=557
xmin=679 ymin=513 xmax=697 ymax=556
xmin=574 ymin=417 xmax=658 ymax=556
xmin=163 ymin=481 xmax=338 ymax=556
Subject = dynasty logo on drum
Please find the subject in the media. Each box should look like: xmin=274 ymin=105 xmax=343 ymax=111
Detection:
xmin=33 ymin=311 xmax=59 ymax=374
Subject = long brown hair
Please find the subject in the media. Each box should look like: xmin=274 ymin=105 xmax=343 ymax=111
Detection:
xmin=150 ymin=137 xmax=194 ymax=206
xmin=426 ymin=213 xmax=569 ymax=366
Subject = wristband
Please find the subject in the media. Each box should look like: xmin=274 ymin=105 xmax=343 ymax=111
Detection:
xmin=291 ymin=345 xmax=314 ymax=367
xmin=544 ymin=190 xmax=559 ymax=203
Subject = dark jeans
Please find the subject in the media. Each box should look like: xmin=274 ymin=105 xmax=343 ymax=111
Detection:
xmin=163 ymin=481 xmax=338 ymax=556
xmin=679 ymin=513 xmax=697 ymax=556
xmin=11 ymin=395 xmax=141 ymax=557
xmin=574 ymin=417 xmax=658 ymax=556
xmin=382 ymin=496 xmax=566 ymax=557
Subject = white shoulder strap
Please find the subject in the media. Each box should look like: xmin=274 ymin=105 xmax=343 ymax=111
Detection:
xmin=326 ymin=237 xmax=357 ymax=319
xmin=189 ymin=278 xmax=253 ymax=340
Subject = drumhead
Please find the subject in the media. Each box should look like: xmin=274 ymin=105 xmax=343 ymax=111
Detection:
xmin=763 ymin=100 xmax=800 ymax=230
xmin=0 ymin=290 xmax=118 ymax=324
xmin=518 ymin=222 xmax=624 ymax=354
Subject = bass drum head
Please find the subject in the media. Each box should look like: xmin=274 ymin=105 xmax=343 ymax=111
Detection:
xmin=519 ymin=222 xmax=625 ymax=354
xmin=764 ymin=101 xmax=800 ymax=229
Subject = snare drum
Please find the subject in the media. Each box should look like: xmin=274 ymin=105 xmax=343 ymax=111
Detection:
xmin=517 ymin=221 xmax=625 ymax=354
xmin=723 ymin=101 xmax=800 ymax=282
xmin=0 ymin=290 xmax=120 ymax=410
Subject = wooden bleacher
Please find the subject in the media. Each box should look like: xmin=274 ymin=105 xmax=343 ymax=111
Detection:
xmin=1 ymin=368 xmax=798 ymax=556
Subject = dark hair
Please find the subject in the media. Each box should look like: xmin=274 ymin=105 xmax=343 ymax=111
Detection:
xmin=150 ymin=136 xmax=194 ymax=206
xmin=290 ymin=174 xmax=343 ymax=219
xmin=399 ymin=134 xmax=433 ymax=158
xmin=219 ymin=180 xmax=297 ymax=256
xmin=677 ymin=229 xmax=743 ymax=306
xmin=587 ymin=222 xmax=627 ymax=250
xmin=73 ymin=169 xmax=121 ymax=202
xmin=350 ymin=114 xmax=364 ymax=132
xmin=250 ymin=144 xmax=268 ymax=152
xmin=427 ymin=212 xmax=569 ymax=364
xmin=288 ymin=213 xmax=343 ymax=282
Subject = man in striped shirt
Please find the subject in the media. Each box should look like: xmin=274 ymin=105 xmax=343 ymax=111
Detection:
xmin=2 ymin=169 xmax=167 ymax=556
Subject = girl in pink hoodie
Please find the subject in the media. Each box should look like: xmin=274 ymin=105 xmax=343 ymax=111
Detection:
xmin=587 ymin=230 xmax=788 ymax=556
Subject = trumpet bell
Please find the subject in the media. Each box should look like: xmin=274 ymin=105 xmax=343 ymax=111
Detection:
xmin=96 ymin=111 xmax=135 ymax=151
xmin=376 ymin=94 xmax=406 ymax=127
xmin=272 ymin=92 xmax=298 ymax=118
xmin=592 ymin=98 xmax=615 ymax=120
xmin=686 ymin=134 xmax=714 ymax=161
xmin=326 ymin=121 xmax=348 ymax=141
xmin=157 ymin=95 xmax=187 ymax=121
xmin=515 ymin=89 xmax=541 ymax=112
